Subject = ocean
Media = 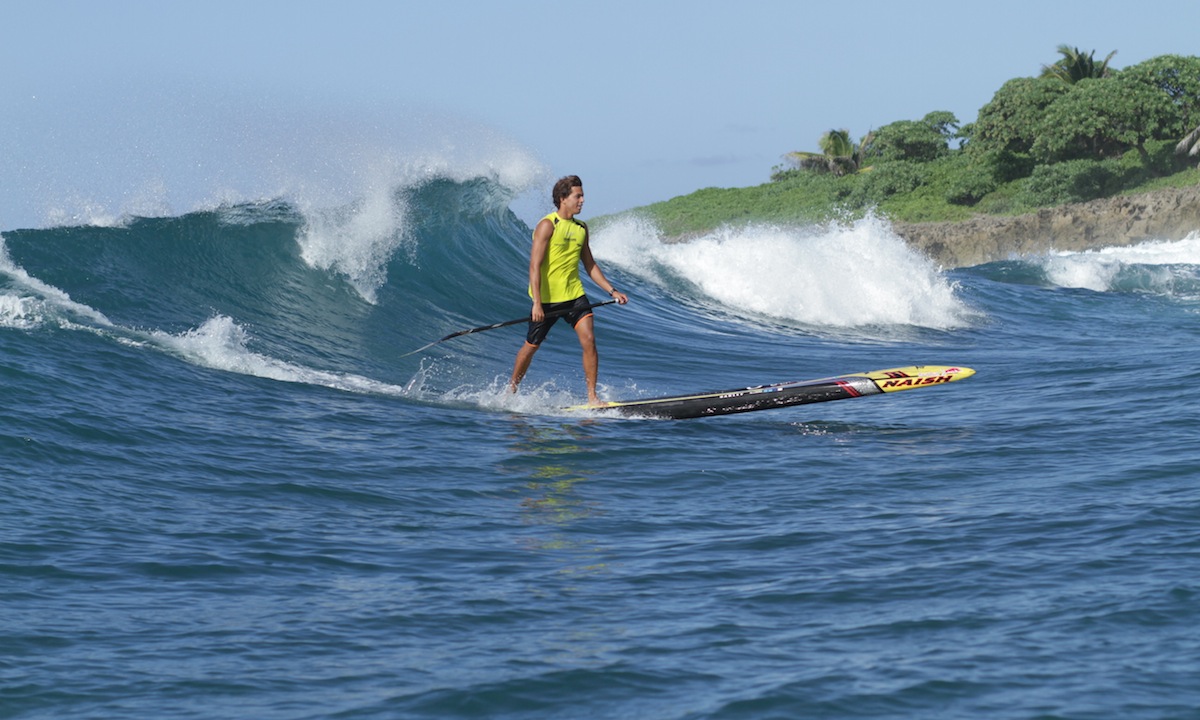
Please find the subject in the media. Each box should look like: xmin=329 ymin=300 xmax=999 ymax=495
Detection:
xmin=4 ymin=171 xmax=1200 ymax=719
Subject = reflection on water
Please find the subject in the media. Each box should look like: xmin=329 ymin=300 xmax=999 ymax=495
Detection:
xmin=501 ymin=418 xmax=608 ymax=575
xmin=520 ymin=463 xmax=595 ymax=524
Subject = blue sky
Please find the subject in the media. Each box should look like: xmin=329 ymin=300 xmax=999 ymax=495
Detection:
xmin=3 ymin=0 xmax=1199 ymax=229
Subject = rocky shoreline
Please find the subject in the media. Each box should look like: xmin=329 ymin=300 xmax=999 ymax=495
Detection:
xmin=893 ymin=184 xmax=1200 ymax=268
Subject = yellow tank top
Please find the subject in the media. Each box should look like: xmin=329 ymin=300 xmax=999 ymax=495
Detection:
xmin=530 ymin=211 xmax=587 ymax=303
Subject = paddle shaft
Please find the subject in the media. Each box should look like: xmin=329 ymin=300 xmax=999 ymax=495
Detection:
xmin=400 ymin=299 xmax=617 ymax=357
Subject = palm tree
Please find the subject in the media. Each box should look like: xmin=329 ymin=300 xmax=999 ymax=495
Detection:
xmin=1177 ymin=125 xmax=1200 ymax=167
xmin=786 ymin=129 xmax=875 ymax=177
xmin=1040 ymin=44 xmax=1117 ymax=84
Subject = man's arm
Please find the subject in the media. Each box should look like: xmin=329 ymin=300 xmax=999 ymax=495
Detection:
xmin=528 ymin=219 xmax=553 ymax=321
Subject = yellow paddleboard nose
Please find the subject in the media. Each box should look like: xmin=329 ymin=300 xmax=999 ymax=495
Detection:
xmin=865 ymin=365 xmax=976 ymax=392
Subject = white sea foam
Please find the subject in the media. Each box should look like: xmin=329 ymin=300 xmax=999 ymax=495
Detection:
xmin=436 ymin=375 xmax=593 ymax=418
xmin=595 ymin=214 xmax=974 ymax=330
xmin=150 ymin=315 xmax=409 ymax=396
xmin=0 ymin=235 xmax=114 ymax=328
xmin=296 ymin=183 xmax=412 ymax=304
xmin=280 ymin=121 xmax=544 ymax=304
xmin=0 ymin=293 xmax=41 ymax=329
xmin=292 ymin=136 xmax=546 ymax=304
xmin=1039 ymin=232 xmax=1200 ymax=292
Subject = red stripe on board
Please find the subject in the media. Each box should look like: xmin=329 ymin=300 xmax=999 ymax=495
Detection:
xmin=835 ymin=380 xmax=862 ymax=397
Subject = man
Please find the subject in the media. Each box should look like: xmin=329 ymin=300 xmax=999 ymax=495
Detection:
xmin=509 ymin=175 xmax=628 ymax=405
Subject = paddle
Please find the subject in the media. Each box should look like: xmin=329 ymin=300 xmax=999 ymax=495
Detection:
xmin=399 ymin=299 xmax=617 ymax=357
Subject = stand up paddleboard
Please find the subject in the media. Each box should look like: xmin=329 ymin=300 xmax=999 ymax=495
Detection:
xmin=569 ymin=365 xmax=974 ymax=420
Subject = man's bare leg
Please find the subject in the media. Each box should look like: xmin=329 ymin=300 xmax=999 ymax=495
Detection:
xmin=573 ymin=315 xmax=601 ymax=405
xmin=509 ymin=342 xmax=539 ymax=393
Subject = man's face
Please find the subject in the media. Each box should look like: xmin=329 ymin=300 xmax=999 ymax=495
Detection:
xmin=563 ymin=186 xmax=584 ymax=214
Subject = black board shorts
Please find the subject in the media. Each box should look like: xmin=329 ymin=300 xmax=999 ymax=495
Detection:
xmin=526 ymin=295 xmax=593 ymax=346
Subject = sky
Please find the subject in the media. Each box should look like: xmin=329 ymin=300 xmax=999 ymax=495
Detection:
xmin=3 ymin=0 xmax=1199 ymax=229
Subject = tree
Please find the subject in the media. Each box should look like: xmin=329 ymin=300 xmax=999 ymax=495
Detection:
xmin=786 ymin=129 xmax=875 ymax=177
xmin=1121 ymin=54 xmax=1200 ymax=126
xmin=967 ymin=77 xmax=1068 ymax=181
xmin=1041 ymin=44 xmax=1117 ymax=84
xmin=1122 ymin=55 xmax=1200 ymax=164
xmin=922 ymin=111 xmax=961 ymax=142
xmin=1032 ymin=76 xmax=1180 ymax=164
xmin=866 ymin=111 xmax=960 ymax=162
xmin=971 ymin=77 xmax=1070 ymax=157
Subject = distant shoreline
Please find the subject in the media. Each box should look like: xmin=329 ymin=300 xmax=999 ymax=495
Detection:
xmin=893 ymin=185 xmax=1200 ymax=268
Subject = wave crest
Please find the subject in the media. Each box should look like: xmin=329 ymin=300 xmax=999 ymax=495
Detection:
xmin=595 ymin=213 xmax=976 ymax=330
xmin=1037 ymin=233 xmax=1200 ymax=295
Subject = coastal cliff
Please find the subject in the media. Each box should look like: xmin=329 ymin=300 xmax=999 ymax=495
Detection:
xmin=893 ymin=185 xmax=1200 ymax=268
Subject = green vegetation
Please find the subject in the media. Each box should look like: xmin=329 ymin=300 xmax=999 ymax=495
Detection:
xmin=616 ymin=51 xmax=1200 ymax=238
xmin=785 ymin=128 xmax=875 ymax=177
xmin=1040 ymin=44 xmax=1117 ymax=83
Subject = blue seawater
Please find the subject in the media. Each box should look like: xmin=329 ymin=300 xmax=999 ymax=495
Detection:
xmin=3 ymin=177 xmax=1200 ymax=719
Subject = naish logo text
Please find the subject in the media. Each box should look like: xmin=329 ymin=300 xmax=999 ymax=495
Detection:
xmin=880 ymin=375 xmax=954 ymax=389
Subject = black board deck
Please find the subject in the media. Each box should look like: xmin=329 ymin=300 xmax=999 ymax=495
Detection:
xmin=568 ymin=365 xmax=975 ymax=420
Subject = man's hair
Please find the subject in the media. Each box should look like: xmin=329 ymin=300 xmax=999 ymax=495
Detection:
xmin=552 ymin=175 xmax=582 ymax=209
